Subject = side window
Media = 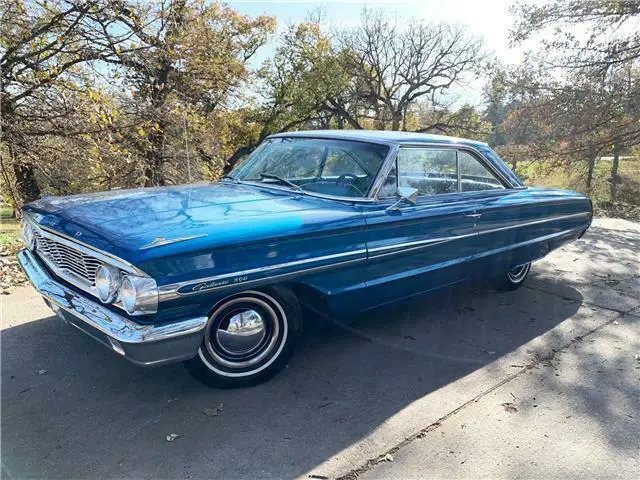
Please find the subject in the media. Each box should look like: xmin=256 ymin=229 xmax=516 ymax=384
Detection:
xmin=459 ymin=151 xmax=504 ymax=192
xmin=378 ymin=161 xmax=397 ymax=198
xmin=397 ymin=148 xmax=457 ymax=196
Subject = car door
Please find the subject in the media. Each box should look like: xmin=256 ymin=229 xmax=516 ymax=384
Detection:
xmin=454 ymin=149 xmax=518 ymax=277
xmin=360 ymin=146 xmax=482 ymax=310
xmin=456 ymin=149 xmax=590 ymax=277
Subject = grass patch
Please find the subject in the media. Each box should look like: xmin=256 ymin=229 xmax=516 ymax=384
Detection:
xmin=0 ymin=204 xmax=21 ymax=245
xmin=519 ymin=157 xmax=640 ymax=220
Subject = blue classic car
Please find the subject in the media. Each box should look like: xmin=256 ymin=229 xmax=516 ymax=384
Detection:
xmin=18 ymin=130 xmax=592 ymax=387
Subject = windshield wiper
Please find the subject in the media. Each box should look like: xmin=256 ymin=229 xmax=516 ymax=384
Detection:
xmin=259 ymin=173 xmax=303 ymax=192
xmin=221 ymin=175 xmax=239 ymax=183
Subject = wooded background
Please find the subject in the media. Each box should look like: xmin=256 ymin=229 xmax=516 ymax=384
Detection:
xmin=1 ymin=0 xmax=639 ymax=217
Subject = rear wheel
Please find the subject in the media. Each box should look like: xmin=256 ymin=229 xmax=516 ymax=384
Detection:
xmin=492 ymin=262 xmax=531 ymax=291
xmin=184 ymin=287 xmax=302 ymax=388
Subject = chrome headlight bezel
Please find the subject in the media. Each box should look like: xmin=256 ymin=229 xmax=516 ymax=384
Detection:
xmin=119 ymin=274 xmax=158 ymax=315
xmin=21 ymin=220 xmax=36 ymax=250
xmin=95 ymin=264 xmax=121 ymax=303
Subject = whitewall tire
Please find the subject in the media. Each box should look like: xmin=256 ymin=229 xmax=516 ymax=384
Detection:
xmin=493 ymin=262 xmax=531 ymax=291
xmin=184 ymin=287 xmax=302 ymax=388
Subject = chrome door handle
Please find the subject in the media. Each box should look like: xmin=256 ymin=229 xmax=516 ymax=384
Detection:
xmin=464 ymin=213 xmax=482 ymax=218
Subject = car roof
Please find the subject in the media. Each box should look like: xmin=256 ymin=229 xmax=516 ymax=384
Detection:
xmin=268 ymin=129 xmax=488 ymax=147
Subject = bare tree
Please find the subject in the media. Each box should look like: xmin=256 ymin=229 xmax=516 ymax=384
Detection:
xmin=339 ymin=10 xmax=483 ymax=131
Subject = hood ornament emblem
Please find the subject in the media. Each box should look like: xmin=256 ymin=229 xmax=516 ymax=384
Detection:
xmin=140 ymin=234 xmax=207 ymax=250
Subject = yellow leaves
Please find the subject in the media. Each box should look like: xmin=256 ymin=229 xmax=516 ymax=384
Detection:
xmin=137 ymin=128 xmax=147 ymax=137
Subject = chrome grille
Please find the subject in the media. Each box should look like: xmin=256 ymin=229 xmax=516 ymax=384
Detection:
xmin=34 ymin=231 xmax=102 ymax=286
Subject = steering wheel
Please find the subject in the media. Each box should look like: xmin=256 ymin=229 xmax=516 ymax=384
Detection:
xmin=336 ymin=173 xmax=365 ymax=196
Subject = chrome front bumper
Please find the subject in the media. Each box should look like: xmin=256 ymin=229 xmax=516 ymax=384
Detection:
xmin=17 ymin=249 xmax=207 ymax=367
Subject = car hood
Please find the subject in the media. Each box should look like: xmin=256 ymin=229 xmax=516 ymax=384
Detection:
xmin=24 ymin=182 xmax=354 ymax=264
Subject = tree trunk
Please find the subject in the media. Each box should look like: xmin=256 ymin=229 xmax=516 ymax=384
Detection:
xmin=391 ymin=110 xmax=402 ymax=131
xmin=610 ymin=144 xmax=620 ymax=204
xmin=10 ymin=142 xmax=41 ymax=203
xmin=224 ymin=145 xmax=255 ymax=175
xmin=144 ymin=129 xmax=166 ymax=187
xmin=585 ymin=154 xmax=597 ymax=193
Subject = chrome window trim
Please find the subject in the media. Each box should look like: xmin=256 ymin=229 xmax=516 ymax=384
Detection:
xmin=230 ymin=136 xmax=395 ymax=203
xmin=230 ymin=141 xmax=514 ymax=203
xmin=369 ymin=143 xmax=518 ymax=200
xmin=456 ymin=149 xmax=505 ymax=192
xmin=368 ymin=144 xmax=401 ymax=199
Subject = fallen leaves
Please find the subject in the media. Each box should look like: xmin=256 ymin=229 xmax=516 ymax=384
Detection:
xmin=0 ymin=241 xmax=28 ymax=294
xmin=501 ymin=402 xmax=518 ymax=413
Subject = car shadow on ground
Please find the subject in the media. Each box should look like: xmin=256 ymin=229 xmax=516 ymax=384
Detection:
xmin=2 ymin=276 xmax=594 ymax=479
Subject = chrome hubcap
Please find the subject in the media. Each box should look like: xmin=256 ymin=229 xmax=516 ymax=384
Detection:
xmin=204 ymin=297 xmax=280 ymax=369
xmin=508 ymin=263 xmax=530 ymax=283
xmin=216 ymin=309 xmax=266 ymax=356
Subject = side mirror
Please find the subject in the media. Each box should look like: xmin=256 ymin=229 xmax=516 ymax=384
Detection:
xmin=386 ymin=187 xmax=419 ymax=212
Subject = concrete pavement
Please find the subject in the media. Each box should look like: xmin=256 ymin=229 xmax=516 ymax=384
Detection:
xmin=1 ymin=218 xmax=639 ymax=479
xmin=354 ymin=313 xmax=639 ymax=480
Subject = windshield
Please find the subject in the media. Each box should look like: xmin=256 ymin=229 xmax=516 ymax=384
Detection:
xmin=230 ymin=137 xmax=389 ymax=198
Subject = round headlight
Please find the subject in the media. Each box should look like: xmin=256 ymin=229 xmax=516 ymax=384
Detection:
xmin=95 ymin=265 xmax=121 ymax=303
xmin=118 ymin=274 xmax=158 ymax=315
xmin=22 ymin=222 xmax=36 ymax=250
xmin=120 ymin=275 xmax=137 ymax=314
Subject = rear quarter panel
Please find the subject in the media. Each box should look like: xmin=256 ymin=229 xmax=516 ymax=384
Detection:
xmin=471 ymin=187 xmax=592 ymax=277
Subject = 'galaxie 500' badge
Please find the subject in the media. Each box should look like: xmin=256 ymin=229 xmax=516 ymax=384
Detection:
xmin=183 ymin=275 xmax=250 ymax=294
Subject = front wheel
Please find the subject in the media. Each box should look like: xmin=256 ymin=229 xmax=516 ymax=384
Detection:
xmin=184 ymin=287 xmax=302 ymax=388
xmin=492 ymin=262 xmax=531 ymax=291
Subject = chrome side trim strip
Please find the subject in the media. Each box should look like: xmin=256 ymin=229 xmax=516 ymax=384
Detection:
xmin=476 ymin=212 xmax=591 ymax=236
xmin=160 ymin=212 xmax=590 ymax=298
xmin=17 ymin=248 xmax=207 ymax=344
xmin=162 ymin=249 xmax=368 ymax=297
xmin=473 ymin=225 xmax=585 ymax=262
xmin=367 ymin=212 xmax=591 ymax=258
xmin=160 ymin=257 xmax=366 ymax=299
xmin=368 ymin=236 xmax=460 ymax=254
